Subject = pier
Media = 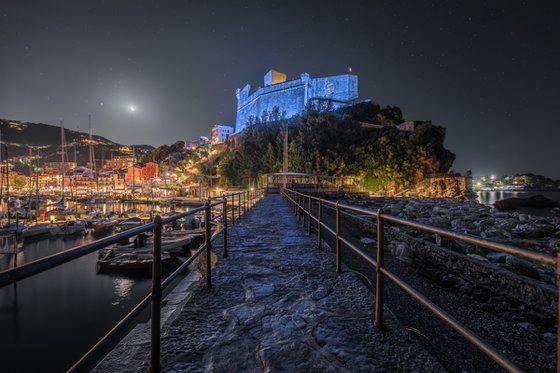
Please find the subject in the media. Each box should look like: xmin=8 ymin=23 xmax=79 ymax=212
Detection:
xmin=94 ymin=194 xmax=441 ymax=372
xmin=1 ymin=188 xmax=557 ymax=372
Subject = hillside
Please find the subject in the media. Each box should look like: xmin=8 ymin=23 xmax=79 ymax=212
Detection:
xmin=217 ymin=103 xmax=456 ymax=193
xmin=0 ymin=119 xmax=154 ymax=170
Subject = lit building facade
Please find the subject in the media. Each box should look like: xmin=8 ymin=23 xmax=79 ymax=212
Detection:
xmin=106 ymin=156 xmax=136 ymax=170
xmin=145 ymin=162 xmax=159 ymax=180
xmin=125 ymin=166 xmax=145 ymax=185
xmin=235 ymin=70 xmax=359 ymax=133
xmin=211 ymin=125 xmax=234 ymax=144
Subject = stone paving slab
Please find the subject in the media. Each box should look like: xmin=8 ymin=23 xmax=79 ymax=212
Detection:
xmin=95 ymin=195 xmax=443 ymax=372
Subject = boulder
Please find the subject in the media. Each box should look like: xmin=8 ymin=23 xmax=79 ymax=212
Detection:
xmin=512 ymin=223 xmax=555 ymax=239
xmin=389 ymin=241 xmax=414 ymax=263
xmin=505 ymin=256 xmax=540 ymax=280
xmin=360 ymin=237 xmax=375 ymax=245
xmin=486 ymin=253 xmax=510 ymax=263
xmin=515 ymin=322 xmax=539 ymax=334
xmin=440 ymin=274 xmax=465 ymax=288
xmin=466 ymin=253 xmax=488 ymax=262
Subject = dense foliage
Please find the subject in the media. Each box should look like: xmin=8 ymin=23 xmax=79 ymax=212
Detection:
xmin=217 ymin=104 xmax=455 ymax=192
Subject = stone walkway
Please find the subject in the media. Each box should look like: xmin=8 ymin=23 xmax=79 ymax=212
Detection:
xmin=95 ymin=195 xmax=442 ymax=372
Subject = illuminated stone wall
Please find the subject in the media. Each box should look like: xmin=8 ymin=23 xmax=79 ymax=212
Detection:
xmin=235 ymin=71 xmax=358 ymax=133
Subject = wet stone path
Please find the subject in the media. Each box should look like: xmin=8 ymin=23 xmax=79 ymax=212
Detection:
xmin=95 ymin=195 xmax=442 ymax=372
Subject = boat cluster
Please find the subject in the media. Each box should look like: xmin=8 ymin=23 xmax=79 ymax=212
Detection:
xmin=96 ymin=215 xmax=205 ymax=274
xmin=0 ymin=195 xmax=204 ymax=260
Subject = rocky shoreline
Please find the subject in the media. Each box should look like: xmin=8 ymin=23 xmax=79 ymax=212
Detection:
xmin=345 ymin=194 xmax=559 ymax=272
xmin=308 ymin=193 xmax=558 ymax=371
xmin=336 ymin=194 xmax=559 ymax=337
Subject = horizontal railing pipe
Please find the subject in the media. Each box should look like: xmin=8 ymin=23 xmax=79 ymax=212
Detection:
xmin=0 ymin=223 xmax=155 ymax=288
xmin=382 ymin=214 xmax=555 ymax=267
xmin=381 ymin=267 xmax=521 ymax=373
xmin=68 ymin=292 xmax=154 ymax=372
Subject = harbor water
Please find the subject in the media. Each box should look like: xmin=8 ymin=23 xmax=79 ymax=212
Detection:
xmin=477 ymin=190 xmax=560 ymax=216
xmin=0 ymin=202 xmax=194 ymax=373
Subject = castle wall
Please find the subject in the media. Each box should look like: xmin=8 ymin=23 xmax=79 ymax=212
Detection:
xmin=235 ymin=73 xmax=358 ymax=133
xmin=307 ymin=75 xmax=358 ymax=105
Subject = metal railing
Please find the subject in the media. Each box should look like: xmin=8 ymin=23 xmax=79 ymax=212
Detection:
xmin=0 ymin=189 xmax=264 ymax=372
xmin=282 ymin=188 xmax=559 ymax=373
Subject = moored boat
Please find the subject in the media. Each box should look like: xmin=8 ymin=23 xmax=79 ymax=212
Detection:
xmin=51 ymin=220 xmax=87 ymax=236
xmin=0 ymin=222 xmax=26 ymax=236
xmin=92 ymin=218 xmax=118 ymax=233
xmin=117 ymin=217 xmax=144 ymax=231
xmin=22 ymin=224 xmax=54 ymax=241
xmin=153 ymin=233 xmax=192 ymax=254
xmin=97 ymin=250 xmax=171 ymax=272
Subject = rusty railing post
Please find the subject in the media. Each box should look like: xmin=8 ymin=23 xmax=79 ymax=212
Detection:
xmin=150 ymin=215 xmax=162 ymax=373
xmin=205 ymin=200 xmax=212 ymax=289
xmin=238 ymin=192 xmax=241 ymax=219
xmin=307 ymin=196 xmax=311 ymax=236
xmin=557 ymin=253 xmax=560 ymax=373
xmin=223 ymin=196 xmax=228 ymax=258
xmin=335 ymin=201 xmax=341 ymax=274
xmin=375 ymin=209 xmax=385 ymax=329
xmin=298 ymin=194 xmax=302 ymax=223
xmin=231 ymin=193 xmax=235 ymax=226
xmin=317 ymin=199 xmax=322 ymax=250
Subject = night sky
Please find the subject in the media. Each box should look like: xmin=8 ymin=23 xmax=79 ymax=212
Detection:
xmin=1 ymin=1 xmax=558 ymax=178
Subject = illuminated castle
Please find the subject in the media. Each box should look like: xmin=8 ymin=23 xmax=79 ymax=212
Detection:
xmin=235 ymin=70 xmax=358 ymax=133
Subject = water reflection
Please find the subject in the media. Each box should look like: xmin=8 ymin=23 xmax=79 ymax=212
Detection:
xmin=112 ymin=277 xmax=135 ymax=305
xmin=477 ymin=190 xmax=560 ymax=206
xmin=0 ymin=220 xmax=152 ymax=372
xmin=0 ymin=201 xmax=198 ymax=372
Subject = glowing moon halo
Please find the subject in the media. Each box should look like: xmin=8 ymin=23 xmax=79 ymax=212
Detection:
xmin=129 ymin=105 xmax=136 ymax=112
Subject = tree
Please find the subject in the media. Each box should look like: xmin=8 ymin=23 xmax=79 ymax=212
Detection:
xmin=216 ymin=103 xmax=455 ymax=191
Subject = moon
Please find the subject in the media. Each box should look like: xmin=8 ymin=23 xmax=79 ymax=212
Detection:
xmin=129 ymin=105 xmax=136 ymax=112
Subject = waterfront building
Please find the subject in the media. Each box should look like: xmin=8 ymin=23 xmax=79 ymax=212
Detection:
xmin=69 ymin=167 xmax=96 ymax=195
xmin=97 ymin=169 xmax=116 ymax=194
xmin=106 ymin=156 xmax=136 ymax=170
xmin=43 ymin=161 xmax=77 ymax=173
xmin=125 ymin=165 xmax=145 ymax=185
xmin=211 ymin=125 xmax=234 ymax=145
xmin=235 ymin=69 xmax=359 ymax=133
xmin=145 ymin=162 xmax=159 ymax=180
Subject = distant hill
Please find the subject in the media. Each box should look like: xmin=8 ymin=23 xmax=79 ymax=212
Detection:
xmin=0 ymin=118 xmax=154 ymax=170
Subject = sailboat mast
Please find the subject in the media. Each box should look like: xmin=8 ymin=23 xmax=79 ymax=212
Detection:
xmin=132 ymin=145 xmax=136 ymax=193
xmin=88 ymin=114 xmax=94 ymax=170
xmin=60 ymin=119 xmax=66 ymax=198
xmin=0 ymin=129 xmax=3 ymax=201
